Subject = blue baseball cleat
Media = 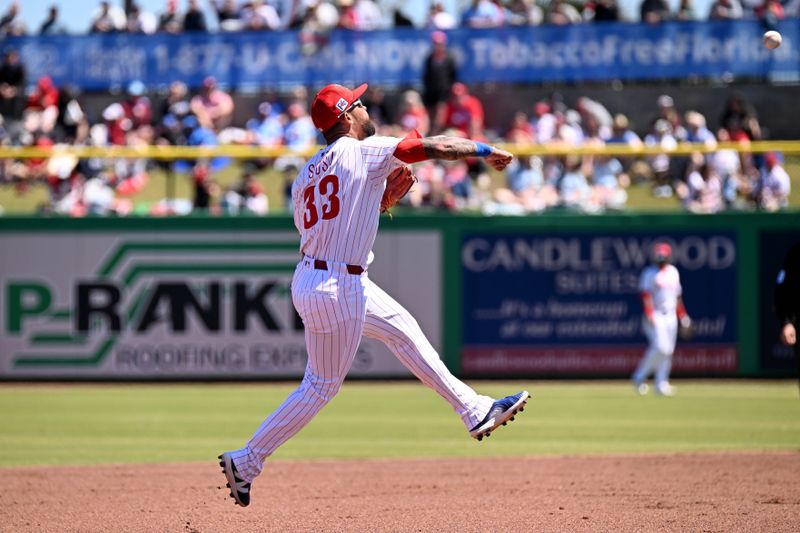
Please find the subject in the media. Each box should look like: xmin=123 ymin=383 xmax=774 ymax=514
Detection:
xmin=469 ymin=391 xmax=530 ymax=441
xmin=218 ymin=452 xmax=251 ymax=507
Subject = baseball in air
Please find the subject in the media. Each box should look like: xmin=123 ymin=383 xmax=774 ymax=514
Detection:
xmin=763 ymin=30 xmax=782 ymax=50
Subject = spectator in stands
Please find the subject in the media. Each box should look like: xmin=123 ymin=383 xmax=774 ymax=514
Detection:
xmin=710 ymin=0 xmax=744 ymax=19
xmin=576 ymin=96 xmax=612 ymax=138
xmin=297 ymin=0 xmax=339 ymax=55
xmin=122 ymin=81 xmax=153 ymax=130
xmin=25 ymin=75 xmax=60 ymax=135
xmin=154 ymin=82 xmax=190 ymax=179
xmin=184 ymin=0 xmax=208 ymax=31
xmin=684 ymin=111 xmax=717 ymax=149
xmin=505 ymin=0 xmax=544 ymax=25
xmin=558 ymin=155 xmax=594 ymax=211
xmin=282 ymin=102 xmax=317 ymax=150
xmin=604 ymin=112 xmax=643 ymax=178
xmin=55 ymin=85 xmax=89 ymax=144
xmin=396 ymin=90 xmax=430 ymax=136
xmin=640 ymin=0 xmax=670 ymax=23
xmin=0 ymin=49 xmax=26 ymax=126
xmin=588 ymin=150 xmax=628 ymax=211
xmin=158 ymin=0 xmax=181 ymax=33
xmin=644 ymin=118 xmax=678 ymax=197
xmin=462 ymin=0 xmax=504 ymax=28
xmin=756 ymin=0 xmax=785 ymax=30
xmin=90 ymin=1 xmax=126 ymax=33
xmin=756 ymin=152 xmax=791 ymax=211
xmin=337 ymin=0 xmax=360 ymax=29
xmin=547 ymin=0 xmax=583 ymax=24
xmin=584 ymin=0 xmax=619 ymax=21
xmin=680 ymin=159 xmax=724 ymax=213
xmin=39 ymin=4 xmax=66 ymax=34
xmin=191 ymin=162 xmax=219 ymax=212
xmin=505 ymin=112 xmax=536 ymax=144
xmin=555 ymin=109 xmax=584 ymax=146
xmin=101 ymin=102 xmax=127 ymax=145
xmin=0 ymin=2 xmax=25 ymax=36
xmin=712 ymin=127 xmax=743 ymax=208
xmin=110 ymin=156 xmax=150 ymax=197
xmin=442 ymin=160 xmax=476 ymax=210
xmin=656 ymin=94 xmax=687 ymax=141
xmin=246 ymin=101 xmax=285 ymax=146
xmin=181 ymin=114 xmax=231 ymax=175
xmin=675 ymin=0 xmax=697 ymax=19
xmin=221 ymin=168 xmax=269 ymax=215
xmin=407 ymin=161 xmax=445 ymax=209
xmin=44 ymin=151 xmax=84 ymax=216
xmin=440 ymin=82 xmax=485 ymax=140
xmin=126 ymin=3 xmax=157 ymax=34
xmin=242 ymin=0 xmax=281 ymax=30
xmin=605 ymin=113 xmax=642 ymax=148
xmin=191 ymin=76 xmax=234 ymax=130
xmin=211 ymin=0 xmax=243 ymax=31
xmin=426 ymin=2 xmax=458 ymax=29
xmin=354 ymin=0 xmax=384 ymax=30
xmin=720 ymin=92 xmax=762 ymax=140
xmin=531 ymin=100 xmax=557 ymax=144
xmin=274 ymin=101 xmax=317 ymax=171
xmin=422 ymin=31 xmax=458 ymax=134
xmin=492 ymin=155 xmax=559 ymax=214
xmin=160 ymin=81 xmax=191 ymax=121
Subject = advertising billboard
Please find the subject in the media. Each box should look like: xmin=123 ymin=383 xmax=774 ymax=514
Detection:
xmin=461 ymin=232 xmax=738 ymax=376
xmin=1 ymin=230 xmax=439 ymax=379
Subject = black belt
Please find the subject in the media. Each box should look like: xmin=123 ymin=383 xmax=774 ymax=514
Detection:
xmin=313 ymin=259 xmax=364 ymax=275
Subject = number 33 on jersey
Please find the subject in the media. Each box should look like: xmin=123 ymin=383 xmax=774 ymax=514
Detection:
xmin=302 ymin=174 xmax=340 ymax=229
xmin=292 ymin=136 xmax=403 ymax=267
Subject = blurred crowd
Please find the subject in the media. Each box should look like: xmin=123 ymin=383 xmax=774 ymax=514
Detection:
xmin=0 ymin=34 xmax=792 ymax=216
xmin=0 ymin=0 xmax=797 ymax=38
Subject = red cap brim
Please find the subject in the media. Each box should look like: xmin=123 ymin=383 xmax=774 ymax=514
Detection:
xmin=352 ymin=83 xmax=368 ymax=102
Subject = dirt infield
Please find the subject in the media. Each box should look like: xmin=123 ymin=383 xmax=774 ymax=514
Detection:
xmin=2 ymin=452 xmax=799 ymax=532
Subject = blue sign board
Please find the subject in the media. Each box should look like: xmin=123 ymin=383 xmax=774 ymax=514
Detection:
xmin=6 ymin=21 xmax=799 ymax=90
xmin=461 ymin=232 xmax=738 ymax=376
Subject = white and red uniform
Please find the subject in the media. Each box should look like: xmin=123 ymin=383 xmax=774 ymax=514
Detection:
xmin=632 ymin=263 xmax=683 ymax=394
xmin=227 ymin=135 xmax=494 ymax=483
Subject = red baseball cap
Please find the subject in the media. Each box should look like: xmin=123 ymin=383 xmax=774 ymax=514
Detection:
xmin=653 ymin=242 xmax=672 ymax=261
xmin=311 ymin=83 xmax=368 ymax=132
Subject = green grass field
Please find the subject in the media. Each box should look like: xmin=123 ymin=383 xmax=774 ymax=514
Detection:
xmin=0 ymin=381 xmax=798 ymax=467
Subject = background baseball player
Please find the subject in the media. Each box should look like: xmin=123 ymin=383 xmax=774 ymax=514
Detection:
xmin=774 ymin=240 xmax=800 ymax=395
xmin=219 ymin=83 xmax=529 ymax=507
xmin=632 ymin=242 xmax=691 ymax=397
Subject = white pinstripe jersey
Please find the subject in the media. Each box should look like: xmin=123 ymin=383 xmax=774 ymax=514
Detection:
xmin=639 ymin=264 xmax=682 ymax=314
xmin=291 ymin=135 xmax=402 ymax=266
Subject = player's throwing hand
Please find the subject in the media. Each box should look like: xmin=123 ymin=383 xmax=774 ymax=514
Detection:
xmin=486 ymin=147 xmax=513 ymax=171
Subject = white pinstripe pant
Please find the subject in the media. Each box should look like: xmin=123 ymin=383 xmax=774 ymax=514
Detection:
xmin=229 ymin=259 xmax=494 ymax=483
xmin=632 ymin=312 xmax=678 ymax=389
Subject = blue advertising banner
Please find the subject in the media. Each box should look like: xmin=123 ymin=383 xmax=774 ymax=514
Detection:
xmin=461 ymin=232 xmax=738 ymax=376
xmin=7 ymin=20 xmax=799 ymax=90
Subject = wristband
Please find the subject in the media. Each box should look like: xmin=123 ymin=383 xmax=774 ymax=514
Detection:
xmin=474 ymin=142 xmax=492 ymax=157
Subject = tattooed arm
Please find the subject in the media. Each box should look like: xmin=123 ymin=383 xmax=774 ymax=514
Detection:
xmin=394 ymin=131 xmax=514 ymax=170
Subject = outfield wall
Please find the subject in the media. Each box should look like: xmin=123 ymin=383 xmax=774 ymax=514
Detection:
xmin=0 ymin=214 xmax=797 ymax=380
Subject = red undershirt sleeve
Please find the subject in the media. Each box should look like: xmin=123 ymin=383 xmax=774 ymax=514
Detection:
xmin=393 ymin=129 xmax=428 ymax=164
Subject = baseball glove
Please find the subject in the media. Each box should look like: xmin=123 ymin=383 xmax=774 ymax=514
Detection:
xmin=679 ymin=316 xmax=694 ymax=340
xmin=381 ymin=165 xmax=416 ymax=213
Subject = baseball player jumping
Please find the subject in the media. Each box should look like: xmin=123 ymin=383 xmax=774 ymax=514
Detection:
xmin=632 ymin=242 xmax=691 ymax=397
xmin=219 ymin=83 xmax=529 ymax=507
